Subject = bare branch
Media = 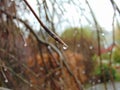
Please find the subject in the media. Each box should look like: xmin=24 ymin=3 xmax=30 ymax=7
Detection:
xmin=23 ymin=0 xmax=68 ymax=48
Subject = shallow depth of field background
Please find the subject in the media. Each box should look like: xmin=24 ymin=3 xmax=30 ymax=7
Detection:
xmin=0 ymin=0 xmax=120 ymax=90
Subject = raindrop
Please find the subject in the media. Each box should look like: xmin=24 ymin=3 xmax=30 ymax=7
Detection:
xmin=63 ymin=46 xmax=67 ymax=50
xmin=30 ymin=84 xmax=33 ymax=87
xmin=59 ymin=77 xmax=62 ymax=81
xmin=90 ymin=24 xmax=93 ymax=27
xmin=4 ymin=68 xmax=7 ymax=71
xmin=55 ymin=71 xmax=60 ymax=76
xmin=63 ymin=44 xmax=68 ymax=50
xmin=47 ymin=46 xmax=51 ymax=49
xmin=82 ymin=70 xmax=86 ymax=74
xmin=77 ymin=44 xmax=80 ymax=47
xmin=24 ymin=43 xmax=27 ymax=47
xmin=89 ymin=46 xmax=93 ymax=50
xmin=98 ymin=79 xmax=101 ymax=83
xmin=92 ymin=86 xmax=95 ymax=89
xmin=101 ymin=33 xmax=105 ymax=36
xmin=5 ymin=79 xmax=8 ymax=83
xmin=92 ymin=82 xmax=95 ymax=85
xmin=40 ymin=67 xmax=44 ymax=71
xmin=36 ymin=74 xmax=39 ymax=77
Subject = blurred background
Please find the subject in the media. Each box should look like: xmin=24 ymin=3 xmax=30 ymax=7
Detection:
xmin=0 ymin=0 xmax=120 ymax=90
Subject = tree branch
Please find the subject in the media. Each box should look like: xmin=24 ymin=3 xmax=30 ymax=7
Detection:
xmin=23 ymin=0 xmax=68 ymax=48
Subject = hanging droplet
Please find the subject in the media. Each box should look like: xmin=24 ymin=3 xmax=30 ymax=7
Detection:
xmin=4 ymin=68 xmax=7 ymax=71
xmin=21 ymin=33 xmax=27 ymax=47
xmin=24 ymin=43 xmax=27 ymax=47
xmin=63 ymin=44 xmax=68 ymax=50
xmin=82 ymin=70 xmax=86 ymax=74
xmin=47 ymin=46 xmax=51 ymax=49
xmin=77 ymin=44 xmax=80 ymax=47
xmin=98 ymin=79 xmax=101 ymax=83
xmin=92 ymin=82 xmax=95 ymax=85
xmin=63 ymin=46 xmax=67 ymax=50
xmin=89 ymin=46 xmax=93 ymax=50
xmin=5 ymin=79 xmax=8 ymax=83
xmin=40 ymin=67 xmax=44 ymax=71
xmin=30 ymin=84 xmax=33 ymax=87
xmin=55 ymin=71 xmax=60 ymax=76
xmin=59 ymin=77 xmax=62 ymax=81
xmin=90 ymin=24 xmax=93 ymax=27
xmin=101 ymin=33 xmax=105 ymax=36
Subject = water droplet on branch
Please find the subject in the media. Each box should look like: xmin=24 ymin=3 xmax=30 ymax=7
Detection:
xmin=90 ymin=24 xmax=93 ymax=27
xmin=98 ymin=79 xmax=101 ymax=83
xmin=47 ymin=46 xmax=51 ymax=49
xmin=24 ymin=43 xmax=27 ymax=47
xmin=89 ymin=46 xmax=93 ymax=50
xmin=82 ymin=70 xmax=86 ymax=74
xmin=4 ymin=68 xmax=7 ymax=71
xmin=5 ymin=79 xmax=8 ymax=83
xmin=92 ymin=82 xmax=95 ymax=85
xmin=63 ymin=44 xmax=68 ymax=50
xmin=30 ymin=84 xmax=33 ymax=87
xmin=77 ymin=44 xmax=80 ymax=47
xmin=101 ymin=33 xmax=105 ymax=36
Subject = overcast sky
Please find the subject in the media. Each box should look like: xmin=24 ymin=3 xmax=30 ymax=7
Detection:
xmin=26 ymin=0 xmax=120 ymax=34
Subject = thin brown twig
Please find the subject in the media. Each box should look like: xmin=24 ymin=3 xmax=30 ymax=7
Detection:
xmin=0 ymin=8 xmax=83 ymax=90
xmin=110 ymin=0 xmax=120 ymax=15
xmin=108 ymin=3 xmax=116 ymax=90
xmin=61 ymin=50 xmax=83 ymax=90
xmin=23 ymin=0 xmax=68 ymax=48
xmin=0 ymin=48 xmax=42 ymax=90
xmin=85 ymin=0 xmax=108 ymax=90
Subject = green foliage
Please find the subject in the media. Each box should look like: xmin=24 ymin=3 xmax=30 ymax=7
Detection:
xmin=101 ymin=53 xmax=110 ymax=60
xmin=61 ymin=26 xmax=96 ymax=52
xmin=94 ymin=64 xmax=116 ymax=81
xmin=113 ymin=48 xmax=120 ymax=63
xmin=115 ymin=71 xmax=120 ymax=81
xmin=115 ymin=28 xmax=120 ymax=43
xmin=61 ymin=26 xmax=94 ymax=40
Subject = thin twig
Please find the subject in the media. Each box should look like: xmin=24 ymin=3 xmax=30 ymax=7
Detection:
xmin=108 ymin=2 xmax=116 ymax=90
xmin=110 ymin=0 xmax=120 ymax=15
xmin=23 ymin=0 xmax=68 ymax=48
xmin=85 ymin=0 xmax=107 ymax=90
